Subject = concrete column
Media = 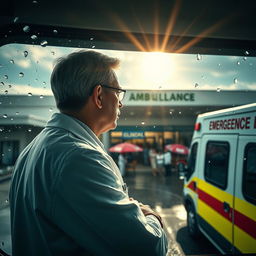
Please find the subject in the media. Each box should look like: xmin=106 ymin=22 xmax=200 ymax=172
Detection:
xmin=102 ymin=132 xmax=110 ymax=151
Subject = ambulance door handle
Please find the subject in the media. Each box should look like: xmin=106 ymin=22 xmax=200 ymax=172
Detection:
xmin=223 ymin=202 xmax=230 ymax=213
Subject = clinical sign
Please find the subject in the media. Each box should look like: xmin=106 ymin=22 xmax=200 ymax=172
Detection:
xmin=123 ymin=131 xmax=145 ymax=138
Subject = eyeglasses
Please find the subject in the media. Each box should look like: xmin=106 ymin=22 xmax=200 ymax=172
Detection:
xmin=101 ymin=85 xmax=126 ymax=102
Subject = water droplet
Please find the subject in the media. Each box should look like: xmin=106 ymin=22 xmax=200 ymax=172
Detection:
xmin=0 ymin=82 xmax=4 ymax=86
xmin=43 ymin=81 xmax=46 ymax=86
xmin=10 ymin=59 xmax=14 ymax=64
xmin=196 ymin=54 xmax=202 ymax=61
xmin=245 ymin=50 xmax=249 ymax=55
xmin=4 ymin=90 xmax=8 ymax=94
xmin=8 ymin=84 xmax=12 ymax=88
xmin=53 ymin=29 xmax=58 ymax=34
xmin=49 ymin=108 xmax=53 ymax=112
xmin=234 ymin=78 xmax=238 ymax=84
xmin=15 ymin=112 xmax=19 ymax=115
xmin=179 ymin=111 xmax=182 ymax=114
xmin=169 ymin=111 xmax=172 ymax=115
xmin=4 ymin=75 xmax=8 ymax=79
xmin=40 ymin=40 xmax=48 ymax=47
xmin=23 ymin=25 xmax=30 ymax=33
xmin=24 ymin=51 xmax=28 ymax=57
xmin=28 ymin=92 xmax=32 ymax=96
xmin=90 ymin=37 xmax=94 ymax=40
xmin=237 ymin=61 xmax=240 ymax=65
xmin=51 ymin=51 xmax=55 ymax=55
xmin=194 ymin=83 xmax=199 ymax=88
xmin=243 ymin=57 xmax=247 ymax=61
xmin=0 ymin=128 xmax=3 ymax=132
xmin=217 ymin=87 xmax=221 ymax=92
xmin=5 ymin=199 xmax=9 ymax=203
xmin=19 ymin=72 xmax=24 ymax=77
xmin=31 ymin=34 xmax=38 ymax=40
xmin=32 ymin=0 xmax=38 ymax=3
xmin=3 ymin=114 xmax=8 ymax=118
xmin=92 ymin=45 xmax=95 ymax=48
xmin=39 ymin=95 xmax=44 ymax=99
xmin=28 ymin=128 xmax=32 ymax=132
xmin=13 ymin=17 xmax=19 ymax=23
xmin=141 ymin=121 xmax=145 ymax=125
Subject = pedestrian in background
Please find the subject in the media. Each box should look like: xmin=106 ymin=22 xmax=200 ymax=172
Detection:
xmin=156 ymin=150 xmax=164 ymax=176
xmin=118 ymin=153 xmax=126 ymax=177
xmin=164 ymin=148 xmax=172 ymax=176
xmin=149 ymin=147 xmax=158 ymax=176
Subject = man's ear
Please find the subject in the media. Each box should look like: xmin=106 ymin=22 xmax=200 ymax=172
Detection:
xmin=92 ymin=85 xmax=103 ymax=109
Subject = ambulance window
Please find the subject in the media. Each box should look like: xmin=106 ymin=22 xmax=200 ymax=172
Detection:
xmin=243 ymin=143 xmax=256 ymax=205
xmin=204 ymin=141 xmax=229 ymax=190
xmin=186 ymin=142 xmax=198 ymax=179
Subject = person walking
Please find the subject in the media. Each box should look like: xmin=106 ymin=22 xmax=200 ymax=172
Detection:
xmin=118 ymin=153 xmax=126 ymax=177
xmin=164 ymin=148 xmax=172 ymax=176
xmin=149 ymin=147 xmax=158 ymax=176
xmin=156 ymin=150 xmax=164 ymax=176
xmin=9 ymin=50 xmax=168 ymax=256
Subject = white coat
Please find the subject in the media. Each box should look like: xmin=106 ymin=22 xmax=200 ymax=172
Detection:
xmin=9 ymin=113 xmax=168 ymax=256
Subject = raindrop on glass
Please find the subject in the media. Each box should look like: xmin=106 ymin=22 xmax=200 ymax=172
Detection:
xmin=49 ymin=108 xmax=53 ymax=112
xmin=39 ymin=95 xmax=44 ymax=99
xmin=32 ymin=0 xmax=38 ymax=4
xmin=19 ymin=72 xmax=24 ymax=77
xmin=245 ymin=50 xmax=249 ymax=55
xmin=0 ymin=82 xmax=4 ymax=86
xmin=40 ymin=40 xmax=48 ymax=47
xmin=90 ymin=37 xmax=94 ymax=40
xmin=13 ymin=17 xmax=19 ymax=23
xmin=28 ymin=92 xmax=32 ymax=96
xmin=243 ymin=57 xmax=247 ymax=61
xmin=234 ymin=78 xmax=238 ymax=84
xmin=16 ymin=112 xmax=19 ymax=115
xmin=141 ymin=121 xmax=145 ymax=125
xmin=4 ymin=90 xmax=8 ymax=94
xmin=10 ymin=59 xmax=14 ymax=64
xmin=43 ymin=81 xmax=46 ymax=85
xmin=217 ymin=87 xmax=221 ymax=92
xmin=8 ymin=84 xmax=12 ymax=88
xmin=179 ymin=111 xmax=181 ymax=114
xmin=53 ymin=29 xmax=58 ymax=34
xmin=24 ymin=51 xmax=28 ymax=57
xmin=28 ymin=128 xmax=32 ymax=132
xmin=3 ymin=114 xmax=8 ymax=118
xmin=169 ymin=111 xmax=172 ymax=115
xmin=218 ymin=63 xmax=221 ymax=67
xmin=196 ymin=54 xmax=202 ymax=61
xmin=237 ymin=61 xmax=240 ymax=65
xmin=51 ymin=51 xmax=55 ymax=55
xmin=4 ymin=75 xmax=8 ymax=79
xmin=92 ymin=45 xmax=95 ymax=48
xmin=23 ymin=25 xmax=30 ymax=33
xmin=194 ymin=83 xmax=199 ymax=88
xmin=31 ymin=34 xmax=38 ymax=40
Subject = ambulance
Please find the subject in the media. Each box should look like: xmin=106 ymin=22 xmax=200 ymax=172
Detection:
xmin=181 ymin=103 xmax=256 ymax=254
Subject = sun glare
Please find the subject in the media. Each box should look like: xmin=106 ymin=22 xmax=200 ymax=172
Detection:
xmin=141 ymin=52 xmax=174 ymax=87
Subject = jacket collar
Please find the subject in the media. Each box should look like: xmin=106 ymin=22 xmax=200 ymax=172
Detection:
xmin=46 ymin=113 xmax=105 ymax=152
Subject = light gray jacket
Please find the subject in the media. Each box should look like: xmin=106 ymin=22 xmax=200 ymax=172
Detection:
xmin=9 ymin=113 xmax=168 ymax=256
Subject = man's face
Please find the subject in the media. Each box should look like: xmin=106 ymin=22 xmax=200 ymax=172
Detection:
xmin=100 ymin=72 xmax=123 ymax=133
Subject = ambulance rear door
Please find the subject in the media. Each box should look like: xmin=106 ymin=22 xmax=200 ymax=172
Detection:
xmin=233 ymin=136 xmax=256 ymax=253
xmin=197 ymin=134 xmax=238 ymax=254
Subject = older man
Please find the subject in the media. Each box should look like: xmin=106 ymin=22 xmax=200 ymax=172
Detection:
xmin=9 ymin=50 xmax=168 ymax=256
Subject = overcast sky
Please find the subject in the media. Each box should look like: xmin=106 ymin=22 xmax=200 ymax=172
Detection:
xmin=0 ymin=43 xmax=255 ymax=96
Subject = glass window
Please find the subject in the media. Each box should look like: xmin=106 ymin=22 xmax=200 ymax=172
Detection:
xmin=243 ymin=143 xmax=256 ymax=205
xmin=204 ymin=141 xmax=229 ymax=189
xmin=186 ymin=142 xmax=198 ymax=179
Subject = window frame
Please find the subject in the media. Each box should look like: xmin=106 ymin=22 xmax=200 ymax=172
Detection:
xmin=242 ymin=142 xmax=256 ymax=205
xmin=204 ymin=140 xmax=230 ymax=190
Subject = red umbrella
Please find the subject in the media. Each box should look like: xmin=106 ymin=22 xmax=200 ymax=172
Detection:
xmin=109 ymin=142 xmax=143 ymax=153
xmin=165 ymin=144 xmax=189 ymax=155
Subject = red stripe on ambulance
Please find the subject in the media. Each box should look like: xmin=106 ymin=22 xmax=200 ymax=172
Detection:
xmin=187 ymin=181 xmax=256 ymax=239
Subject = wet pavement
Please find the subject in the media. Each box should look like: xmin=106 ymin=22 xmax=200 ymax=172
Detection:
xmin=0 ymin=166 xmax=218 ymax=256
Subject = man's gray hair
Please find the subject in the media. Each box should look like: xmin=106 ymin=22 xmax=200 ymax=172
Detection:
xmin=50 ymin=50 xmax=120 ymax=111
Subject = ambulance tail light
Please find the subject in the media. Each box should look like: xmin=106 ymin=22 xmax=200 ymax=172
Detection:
xmin=194 ymin=122 xmax=201 ymax=131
